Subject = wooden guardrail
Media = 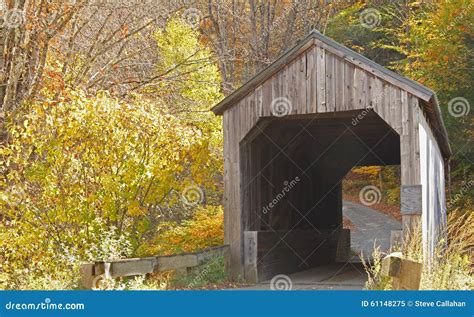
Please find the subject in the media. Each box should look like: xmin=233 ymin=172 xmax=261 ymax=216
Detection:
xmin=80 ymin=245 xmax=230 ymax=289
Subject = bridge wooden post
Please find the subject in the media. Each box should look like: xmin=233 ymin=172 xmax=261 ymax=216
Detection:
xmin=400 ymin=185 xmax=423 ymax=235
xmin=400 ymin=95 xmax=423 ymax=238
xmin=381 ymin=252 xmax=422 ymax=290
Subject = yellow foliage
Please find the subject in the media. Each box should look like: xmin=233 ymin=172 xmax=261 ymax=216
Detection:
xmin=137 ymin=205 xmax=224 ymax=257
xmin=0 ymin=89 xmax=221 ymax=289
xmin=352 ymin=166 xmax=381 ymax=178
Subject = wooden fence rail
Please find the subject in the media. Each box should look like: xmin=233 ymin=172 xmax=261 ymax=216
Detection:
xmin=80 ymin=245 xmax=230 ymax=289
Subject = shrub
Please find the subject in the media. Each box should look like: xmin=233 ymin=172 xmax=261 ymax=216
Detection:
xmin=172 ymin=256 xmax=227 ymax=289
xmin=362 ymin=209 xmax=473 ymax=290
xmin=361 ymin=244 xmax=392 ymax=290
xmin=136 ymin=205 xmax=224 ymax=257
xmin=0 ymin=89 xmax=218 ymax=289
xmin=419 ymin=210 xmax=473 ymax=290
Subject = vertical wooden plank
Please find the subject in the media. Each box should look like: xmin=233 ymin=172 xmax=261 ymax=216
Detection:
xmin=239 ymin=99 xmax=246 ymax=140
xmin=282 ymin=64 xmax=289 ymax=113
xmin=412 ymin=97 xmax=421 ymax=184
xmin=366 ymin=74 xmax=375 ymax=108
xmin=298 ymin=54 xmax=307 ymax=114
xmin=401 ymin=90 xmax=409 ymax=135
xmin=241 ymin=138 xmax=250 ymax=232
xmin=272 ymin=73 xmax=281 ymax=117
xmin=240 ymin=99 xmax=246 ymax=140
xmin=371 ymin=76 xmax=384 ymax=115
xmin=360 ymin=68 xmax=368 ymax=109
xmin=394 ymin=88 xmax=402 ymax=134
xmin=233 ymin=104 xmax=242 ymax=277
xmin=246 ymin=94 xmax=254 ymax=137
xmin=256 ymin=85 xmax=263 ymax=119
xmin=335 ymin=57 xmax=345 ymax=111
xmin=353 ymin=67 xmax=368 ymax=109
xmin=223 ymin=110 xmax=230 ymax=245
xmin=344 ymin=62 xmax=355 ymax=110
xmin=250 ymin=91 xmax=257 ymax=128
xmin=381 ymin=82 xmax=391 ymax=125
xmin=294 ymin=58 xmax=301 ymax=115
xmin=352 ymin=68 xmax=360 ymax=109
xmin=254 ymin=137 xmax=261 ymax=231
xmin=325 ymin=52 xmax=336 ymax=112
xmin=262 ymin=78 xmax=272 ymax=117
xmin=389 ymin=86 xmax=397 ymax=131
xmin=400 ymin=90 xmax=410 ymax=185
xmin=284 ymin=61 xmax=293 ymax=116
xmin=307 ymin=46 xmax=317 ymax=113
xmin=279 ymin=67 xmax=285 ymax=105
xmin=224 ymin=105 xmax=243 ymax=277
xmin=290 ymin=59 xmax=298 ymax=115
xmin=316 ymin=45 xmax=326 ymax=112
xmin=401 ymin=94 xmax=423 ymax=236
xmin=243 ymin=231 xmax=258 ymax=283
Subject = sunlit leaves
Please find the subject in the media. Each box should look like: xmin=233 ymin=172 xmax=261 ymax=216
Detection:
xmin=0 ymin=88 xmax=217 ymax=288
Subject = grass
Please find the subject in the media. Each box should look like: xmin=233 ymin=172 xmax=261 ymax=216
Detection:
xmin=171 ymin=256 xmax=228 ymax=289
xmin=362 ymin=209 xmax=474 ymax=290
xmin=93 ymin=256 xmax=235 ymax=290
xmin=361 ymin=244 xmax=392 ymax=290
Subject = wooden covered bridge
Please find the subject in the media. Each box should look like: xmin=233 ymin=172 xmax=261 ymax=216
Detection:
xmin=211 ymin=31 xmax=451 ymax=283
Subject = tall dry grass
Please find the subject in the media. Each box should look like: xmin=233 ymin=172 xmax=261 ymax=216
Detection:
xmin=364 ymin=208 xmax=473 ymax=290
xmin=418 ymin=210 xmax=473 ymax=290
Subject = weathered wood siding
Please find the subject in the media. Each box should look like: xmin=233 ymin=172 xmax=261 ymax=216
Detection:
xmin=229 ymin=43 xmax=415 ymax=142
xmin=419 ymin=115 xmax=447 ymax=259
xmin=222 ymin=41 xmax=447 ymax=277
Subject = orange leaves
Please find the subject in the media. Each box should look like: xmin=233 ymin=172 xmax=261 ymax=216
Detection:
xmin=120 ymin=24 xmax=129 ymax=38
xmin=136 ymin=205 xmax=224 ymax=257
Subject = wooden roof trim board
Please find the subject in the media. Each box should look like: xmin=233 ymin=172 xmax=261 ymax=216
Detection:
xmin=425 ymin=95 xmax=452 ymax=158
xmin=211 ymin=30 xmax=451 ymax=158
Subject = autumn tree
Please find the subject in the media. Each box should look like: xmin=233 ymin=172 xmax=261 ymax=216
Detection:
xmin=197 ymin=0 xmax=352 ymax=93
